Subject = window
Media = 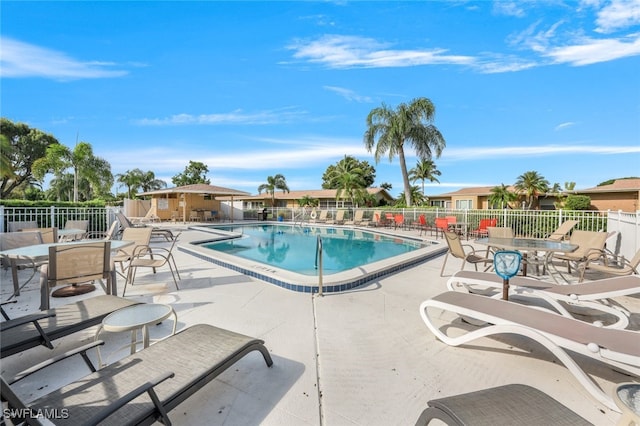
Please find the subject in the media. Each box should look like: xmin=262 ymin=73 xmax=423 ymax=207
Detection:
xmin=455 ymin=199 xmax=473 ymax=210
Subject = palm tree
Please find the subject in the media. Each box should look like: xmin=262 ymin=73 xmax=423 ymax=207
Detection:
xmin=409 ymin=159 xmax=441 ymax=195
xmin=258 ymin=174 xmax=290 ymax=207
xmin=334 ymin=170 xmax=367 ymax=207
xmin=116 ymin=169 xmax=144 ymax=199
xmin=297 ymin=195 xmax=319 ymax=207
xmin=139 ymin=170 xmax=167 ymax=193
xmin=514 ymin=171 xmax=550 ymax=209
xmin=32 ymin=141 xmax=113 ymax=202
xmin=364 ymin=97 xmax=445 ymax=206
xmin=488 ymin=184 xmax=518 ymax=209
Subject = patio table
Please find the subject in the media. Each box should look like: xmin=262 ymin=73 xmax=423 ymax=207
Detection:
xmin=475 ymin=237 xmax=578 ymax=283
xmin=0 ymin=239 xmax=133 ymax=297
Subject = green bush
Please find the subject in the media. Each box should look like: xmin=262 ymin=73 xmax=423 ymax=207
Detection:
xmin=564 ymin=195 xmax=591 ymax=210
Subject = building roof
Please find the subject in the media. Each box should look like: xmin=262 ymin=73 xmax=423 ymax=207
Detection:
xmin=219 ymin=187 xmax=393 ymax=201
xmin=577 ymin=178 xmax=640 ymax=193
xmin=429 ymin=186 xmax=517 ymax=198
xmin=138 ymin=183 xmax=250 ymax=197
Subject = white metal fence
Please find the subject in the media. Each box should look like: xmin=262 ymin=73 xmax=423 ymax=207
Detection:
xmin=254 ymin=207 xmax=640 ymax=260
xmin=0 ymin=206 xmax=120 ymax=235
xmin=2 ymin=205 xmax=639 ymax=260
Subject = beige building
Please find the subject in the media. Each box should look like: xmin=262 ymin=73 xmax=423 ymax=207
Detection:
xmin=576 ymin=178 xmax=640 ymax=212
xmin=229 ymin=188 xmax=394 ymax=209
xmin=427 ymin=179 xmax=640 ymax=212
xmin=137 ymin=184 xmax=250 ymax=221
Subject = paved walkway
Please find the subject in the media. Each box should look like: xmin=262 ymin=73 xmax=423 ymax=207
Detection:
xmin=1 ymin=223 xmax=637 ymax=425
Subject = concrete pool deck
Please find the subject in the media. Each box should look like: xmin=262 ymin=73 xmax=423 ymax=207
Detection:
xmin=1 ymin=223 xmax=638 ymax=425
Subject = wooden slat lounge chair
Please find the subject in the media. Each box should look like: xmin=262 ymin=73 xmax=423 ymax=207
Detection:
xmin=1 ymin=323 xmax=273 ymax=425
xmin=1 ymin=295 xmax=139 ymax=358
xmin=415 ymin=384 xmax=592 ymax=425
xmin=419 ymin=291 xmax=640 ymax=411
xmin=447 ymin=271 xmax=638 ymax=328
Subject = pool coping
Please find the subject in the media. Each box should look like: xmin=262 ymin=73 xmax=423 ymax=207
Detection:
xmin=178 ymin=222 xmax=447 ymax=293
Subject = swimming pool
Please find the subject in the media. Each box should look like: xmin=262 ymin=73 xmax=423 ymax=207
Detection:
xmin=181 ymin=223 xmax=445 ymax=293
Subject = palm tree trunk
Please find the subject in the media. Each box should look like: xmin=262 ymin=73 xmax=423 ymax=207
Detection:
xmin=398 ymin=146 xmax=412 ymax=206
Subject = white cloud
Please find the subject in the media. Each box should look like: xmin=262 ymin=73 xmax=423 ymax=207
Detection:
xmin=595 ymin=0 xmax=640 ymax=33
xmin=442 ymin=144 xmax=640 ymax=161
xmin=135 ymin=107 xmax=310 ymax=126
xmin=554 ymin=122 xmax=576 ymax=130
xmin=544 ymin=33 xmax=640 ymax=65
xmin=493 ymin=1 xmax=526 ymax=18
xmin=323 ymin=86 xmax=372 ymax=103
xmin=286 ymin=35 xmax=475 ymax=69
xmin=0 ymin=37 xmax=128 ymax=80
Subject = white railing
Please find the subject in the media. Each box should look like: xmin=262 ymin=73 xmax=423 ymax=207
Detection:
xmin=256 ymin=207 xmax=639 ymax=260
xmin=0 ymin=206 xmax=121 ymax=235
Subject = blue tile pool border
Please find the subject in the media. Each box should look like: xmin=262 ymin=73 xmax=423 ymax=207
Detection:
xmin=178 ymin=243 xmax=446 ymax=293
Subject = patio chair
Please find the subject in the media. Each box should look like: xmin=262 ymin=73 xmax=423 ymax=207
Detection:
xmin=20 ymin=227 xmax=58 ymax=244
xmin=553 ymin=230 xmax=608 ymax=275
xmin=545 ymin=219 xmax=579 ymax=242
xmin=112 ymin=227 xmax=153 ymax=280
xmin=412 ymin=214 xmax=429 ymax=235
xmin=366 ymin=210 xmax=383 ymax=227
xmin=344 ymin=210 xmax=364 ymax=225
xmin=415 ymin=384 xmax=591 ymax=425
xmin=394 ymin=213 xmax=405 ymax=230
xmin=86 ymin=220 xmax=120 ymax=240
xmin=486 ymin=226 xmax=514 ymax=238
xmin=579 ymin=248 xmax=640 ymax=282
xmin=124 ymin=232 xmax=182 ymax=296
xmin=468 ymin=218 xmax=496 ymax=239
xmin=1 ymin=324 xmax=273 ymax=425
xmin=62 ymin=219 xmax=89 ymax=241
xmin=432 ymin=217 xmax=449 ymax=239
xmin=447 ymin=271 xmax=639 ymax=329
xmin=419 ymin=291 xmax=640 ymax=412
xmin=39 ymin=241 xmax=113 ymax=311
xmin=117 ymin=211 xmax=175 ymax=241
xmin=0 ymin=231 xmax=45 ymax=297
xmin=189 ymin=210 xmax=200 ymax=221
xmin=1 ymin=295 xmax=139 ymax=358
xmin=326 ymin=209 xmax=345 ymax=225
xmin=440 ymin=231 xmax=493 ymax=277
xmin=7 ymin=221 xmax=38 ymax=232
xmin=310 ymin=209 xmax=328 ymax=223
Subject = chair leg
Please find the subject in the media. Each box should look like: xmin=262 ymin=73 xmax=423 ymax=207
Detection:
xmin=440 ymin=253 xmax=450 ymax=277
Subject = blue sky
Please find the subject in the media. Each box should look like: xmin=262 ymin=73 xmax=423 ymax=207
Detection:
xmin=2 ymin=1 xmax=639 ymax=199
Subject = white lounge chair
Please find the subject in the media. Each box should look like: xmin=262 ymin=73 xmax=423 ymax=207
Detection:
xmin=447 ymin=271 xmax=638 ymax=328
xmin=419 ymin=291 xmax=640 ymax=412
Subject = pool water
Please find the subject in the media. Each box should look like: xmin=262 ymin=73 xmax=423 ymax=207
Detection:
xmin=201 ymin=224 xmax=424 ymax=276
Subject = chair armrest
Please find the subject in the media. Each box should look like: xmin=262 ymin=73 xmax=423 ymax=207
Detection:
xmin=7 ymin=341 xmax=105 ymax=384
xmin=86 ymin=372 xmax=175 ymax=425
xmin=0 ymin=312 xmax=56 ymax=332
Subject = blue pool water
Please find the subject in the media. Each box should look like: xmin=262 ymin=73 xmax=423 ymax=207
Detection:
xmin=201 ymin=224 xmax=425 ymax=276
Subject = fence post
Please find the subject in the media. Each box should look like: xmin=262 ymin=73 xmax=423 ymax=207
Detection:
xmin=50 ymin=206 xmax=56 ymax=228
xmin=0 ymin=205 xmax=4 ymax=232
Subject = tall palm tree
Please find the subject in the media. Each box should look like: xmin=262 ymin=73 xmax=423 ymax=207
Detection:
xmin=488 ymin=184 xmax=517 ymax=209
xmin=32 ymin=141 xmax=113 ymax=202
xmin=409 ymin=159 xmax=441 ymax=195
xmin=364 ymin=97 xmax=445 ymax=206
xmin=258 ymin=174 xmax=290 ymax=207
xmin=514 ymin=171 xmax=549 ymax=210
